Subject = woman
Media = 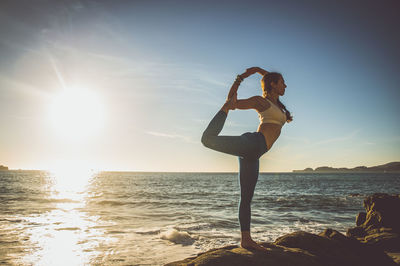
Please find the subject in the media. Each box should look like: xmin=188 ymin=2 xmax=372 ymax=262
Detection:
xmin=201 ymin=67 xmax=293 ymax=251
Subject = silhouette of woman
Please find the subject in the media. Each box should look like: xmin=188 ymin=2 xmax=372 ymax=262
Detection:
xmin=201 ymin=67 xmax=293 ymax=251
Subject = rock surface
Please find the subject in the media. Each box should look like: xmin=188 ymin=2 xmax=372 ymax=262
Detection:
xmin=165 ymin=193 xmax=400 ymax=266
xmin=347 ymin=193 xmax=400 ymax=252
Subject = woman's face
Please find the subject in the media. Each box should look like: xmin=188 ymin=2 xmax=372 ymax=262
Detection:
xmin=271 ymin=77 xmax=286 ymax=96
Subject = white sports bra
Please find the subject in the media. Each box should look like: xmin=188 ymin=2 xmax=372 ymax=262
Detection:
xmin=258 ymin=98 xmax=287 ymax=126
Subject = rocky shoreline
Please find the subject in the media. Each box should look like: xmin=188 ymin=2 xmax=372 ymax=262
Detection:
xmin=165 ymin=193 xmax=400 ymax=266
xmin=292 ymin=162 xmax=400 ymax=173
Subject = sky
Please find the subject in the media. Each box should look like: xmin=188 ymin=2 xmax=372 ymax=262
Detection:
xmin=0 ymin=0 xmax=399 ymax=172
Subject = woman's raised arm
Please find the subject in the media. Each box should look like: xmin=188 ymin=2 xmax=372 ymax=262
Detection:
xmin=245 ymin=67 xmax=269 ymax=76
xmin=227 ymin=75 xmax=243 ymax=100
xmin=226 ymin=67 xmax=269 ymax=100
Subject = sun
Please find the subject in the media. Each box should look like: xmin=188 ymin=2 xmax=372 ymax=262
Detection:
xmin=48 ymin=88 xmax=105 ymax=140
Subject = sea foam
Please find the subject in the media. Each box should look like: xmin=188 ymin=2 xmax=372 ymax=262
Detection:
xmin=159 ymin=228 xmax=197 ymax=245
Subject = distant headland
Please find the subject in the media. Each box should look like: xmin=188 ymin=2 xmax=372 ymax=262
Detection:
xmin=293 ymin=161 xmax=400 ymax=173
xmin=0 ymin=165 xmax=9 ymax=171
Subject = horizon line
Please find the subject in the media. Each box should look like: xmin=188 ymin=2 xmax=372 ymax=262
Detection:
xmin=2 ymin=168 xmax=295 ymax=173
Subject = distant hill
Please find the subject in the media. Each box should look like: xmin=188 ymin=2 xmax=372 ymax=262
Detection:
xmin=292 ymin=162 xmax=400 ymax=173
xmin=0 ymin=165 xmax=8 ymax=171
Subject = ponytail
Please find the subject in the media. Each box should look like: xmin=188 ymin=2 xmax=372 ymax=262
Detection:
xmin=277 ymin=98 xmax=293 ymax=123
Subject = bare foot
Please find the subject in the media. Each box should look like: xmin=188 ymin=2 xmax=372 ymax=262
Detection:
xmin=241 ymin=239 xmax=269 ymax=252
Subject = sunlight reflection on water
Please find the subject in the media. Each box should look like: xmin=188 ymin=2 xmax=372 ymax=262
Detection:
xmin=20 ymin=169 xmax=115 ymax=265
xmin=49 ymin=168 xmax=93 ymax=201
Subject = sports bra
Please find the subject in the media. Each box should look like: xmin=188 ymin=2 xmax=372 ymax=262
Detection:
xmin=258 ymin=98 xmax=287 ymax=126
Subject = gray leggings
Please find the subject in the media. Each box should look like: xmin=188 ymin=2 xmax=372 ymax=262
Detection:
xmin=201 ymin=110 xmax=268 ymax=231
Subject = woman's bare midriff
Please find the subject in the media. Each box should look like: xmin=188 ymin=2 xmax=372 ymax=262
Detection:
xmin=257 ymin=123 xmax=282 ymax=150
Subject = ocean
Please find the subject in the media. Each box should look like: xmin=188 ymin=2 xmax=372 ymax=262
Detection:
xmin=1 ymin=170 xmax=399 ymax=265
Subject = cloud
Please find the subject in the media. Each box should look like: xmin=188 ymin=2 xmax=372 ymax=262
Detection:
xmin=310 ymin=129 xmax=360 ymax=147
xmin=146 ymin=131 xmax=197 ymax=144
xmin=225 ymin=120 xmax=250 ymax=127
xmin=85 ymin=53 xmax=222 ymax=100
xmin=0 ymin=74 xmax=49 ymax=97
xmin=282 ymin=135 xmax=311 ymax=144
xmin=362 ymin=141 xmax=376 ymax=145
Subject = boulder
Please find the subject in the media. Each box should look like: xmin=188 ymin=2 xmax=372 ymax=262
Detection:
xmin=347 ymin=193 xmax=400 ymax=252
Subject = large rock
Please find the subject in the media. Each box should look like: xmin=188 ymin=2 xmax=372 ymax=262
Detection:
xmin=347 ymin=193 xmax=400 ymax=252
xmin=165 ymin=242 xmax=322 ymax=266
xmin=166 ymin=194 xmax=400 ymax=265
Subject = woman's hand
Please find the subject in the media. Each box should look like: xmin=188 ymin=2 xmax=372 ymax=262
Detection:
xmin=241 ymin=67 xmax=269 ymax=78
xmin=221 ymin=92 xmax=237 ymax=114
xmin=227 ymin=67 xmax=268 ymax=100
xmin=255 ymin=67 xmax=269 ymax=76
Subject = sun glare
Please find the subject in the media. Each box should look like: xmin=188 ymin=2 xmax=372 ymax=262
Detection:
xmin=48 ymin=88 xmax=105 ymax=140
xmin=50 ymin=166 xmax=94 ymax=195
xmin=47 ymin=161 xmax=99 ymax=200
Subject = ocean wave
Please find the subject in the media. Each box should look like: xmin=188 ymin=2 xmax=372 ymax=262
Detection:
xmin=348 ymin=193 xmax=366 ymax=198
xmin=0 ymin=218 xmax=24 ymax=223
xmin=133 ymin=227 xmax=161 ymax=235
xmin=107 ymin=230 xmax=127 ymax=234
xmin=256 ymin=195 xmax=356 ymax=210
xmin=40 ymin=198 xmax=80 ymax=204
xmin=209 ymin=219 xmax=237 ymax=228
xmin=159 ymin=228 xmax=198 ymax=245
xmin=55 ymin=227 xmax=80 ymax=231
xmin=177 ymin=222 xmax=210 ymax=231
xmin=95 ymin=200 xmax=129 ymax=206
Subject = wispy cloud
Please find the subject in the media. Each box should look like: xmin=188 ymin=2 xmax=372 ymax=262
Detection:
xmin=282 ymin=135 xmax=311 ymax=144
xmin=193 ymin=118 xmax=208 ymax=124
xmin=86 ymin=53 xmax=223 ymax=99
xmin=146 ymin=131 xmax=197 ymax=144
xmin=362 ymin=141 xmax=376 ymax=145
xmin=310 ymin=129 xmax=361 ymax=147
xmin=225 ymin=120 xmax=251 ymax=128
xmin=0 ymin=74 xmax=49 ymax=97
xmin=89 ymin=52 xmax=132 ymax=65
